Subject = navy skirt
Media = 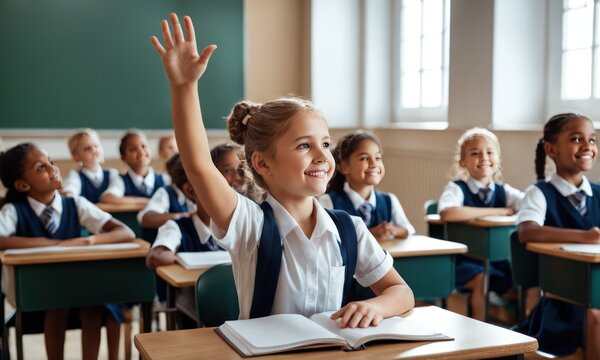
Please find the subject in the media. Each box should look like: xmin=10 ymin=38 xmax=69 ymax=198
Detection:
xmin=455 ymin=256 xmax=513 ymax=295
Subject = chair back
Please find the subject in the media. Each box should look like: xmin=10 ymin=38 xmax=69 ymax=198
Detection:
xmin=424 ymin=199 xmax=445 ymax=239
xmin=424 ymin=199 xmax=438 ymax=215
xmin=195 ymin=263 xmax=239 ymax=327
xmin=510 ymin=231 xmax=539 ymax=288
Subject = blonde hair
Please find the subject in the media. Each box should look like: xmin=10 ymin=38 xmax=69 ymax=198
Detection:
xmin=449 ymin=127 xmax=503 ymax=181
xmin=226 ymin=96 xmax=322 ymax=189
xmin=67 ymin=128 xmax=104 ymax=164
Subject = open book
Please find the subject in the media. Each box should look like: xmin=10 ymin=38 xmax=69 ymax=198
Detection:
xmin=216 ymin=311 xmax=451 ymax=357
xmin=3 ymin=242 xmax=141 ymax=255
xmin=175 ymin=251 xmax=231 ymax=270
xmin=561 ymin=244 xmax=600 ymax=254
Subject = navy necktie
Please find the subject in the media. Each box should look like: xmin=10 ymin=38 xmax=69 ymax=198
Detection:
xmin=569 ymin=190 xmax=587 ymax=216
xmin=40 ymin=206 xmax=58 ymax=234
xmin=478 ymin=187 xmax=492 ymax=205
xmin=358 ymin=202 xmax=374 ymax=227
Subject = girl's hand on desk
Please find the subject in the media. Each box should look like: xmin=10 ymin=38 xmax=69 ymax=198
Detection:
xmin=369 ymin=223 xmax=391 ymax=243
xmin=583 ymin=227 xmax=600 ymax=244
xmin=330 ymin=301 xmax=384 ymax=329
xmin=151 ymin=13 xmax=217 ymax=86
xmin=497 ymin=207 xmax=516 ymax=216
xmin=57 ymin=237 xmax=94 ymax=246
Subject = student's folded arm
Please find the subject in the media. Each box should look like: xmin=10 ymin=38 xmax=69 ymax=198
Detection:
xmin=89 ymin=218 xmax=135 ymax=244
xmin=518 ymin=221 xmax=600 ymax=244
xmin=440 ymin=206 xmax=512 ymax=222
xmin=146 ymin=246 xmax=176 ymax=268
xmin=0 ymin=236 xmax=59 ymax=250
xmin=140 ymin=211 xmax=183 ymax=228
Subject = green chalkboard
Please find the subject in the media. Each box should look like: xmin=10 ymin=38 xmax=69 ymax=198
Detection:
xmin=0 ymin=0 xmax=244 ymax=129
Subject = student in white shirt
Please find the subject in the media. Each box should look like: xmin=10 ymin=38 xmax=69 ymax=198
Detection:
xmin=150 ymin=13 xmax=414 ymax=327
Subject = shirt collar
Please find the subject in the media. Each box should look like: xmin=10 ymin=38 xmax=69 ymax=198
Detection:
xmin=27 ymin=190 xmax=63 ymax=217
xmin=466 ymin=177 xmax=496 ymax=194
xmin=343 ymin=182 xmax=376 ymax=208
xmin=172 ymin=184 xmax=188 ymax=206
xmin=264 ymin=194 xmax=297 ymax=240
xmin=192 ymin=215 xmax=213 ymax=244
xmin=127 ymin=167 xmax=155 ymax=189
xmin=549 ymin=173 xmax=593 ymax=197
xmin=81 ymin=167 xmax=104 ymax=181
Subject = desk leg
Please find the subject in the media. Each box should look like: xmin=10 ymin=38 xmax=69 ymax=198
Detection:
xmin=483 ymin=259 xmax=490 ymax=322
xmin=15 ymin=311 xmax=23 ymax=360
xmin=166 ymin=285 xmax=176 ymax=330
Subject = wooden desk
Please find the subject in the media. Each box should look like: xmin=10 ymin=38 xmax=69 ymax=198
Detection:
xmin=97 ymin=202 xmax=146 ymax=238
xmin=444 ymin=216 xmax=516 ymax=321
xmin=134 ymin=305 xmax=538 ymax=359
xmin=382 ymin=236 xmax=467 ymax=303
xmin=1 ymin=239 xmax=156 ymax=360
xmin=526 ymin=243 xmax=600 ymax=308
xmin=156 ymin=264 xmax=206 ymax=329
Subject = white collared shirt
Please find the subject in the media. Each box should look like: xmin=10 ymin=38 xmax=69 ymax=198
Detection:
xmin=152 ymin=215 xmax=213 ymax=252
xmin=62 ymin=167 xmax=119 ymax=196
xmin=0 ymin=191 xmax=112 ymax=236
xmin=317 ymin=183 xmax=415 ymax=235
xmin=211 ymin=193 xmax=393 ymax=320
xmin=517 ymin=174 xmax=593 ymax=226
xmin=437 ymin=177 xmax=524 ymax=213
xmin=102 ymin=167 xmax=171 ymax=197
xmin=136 ymin=185 xmax=196 ymax=224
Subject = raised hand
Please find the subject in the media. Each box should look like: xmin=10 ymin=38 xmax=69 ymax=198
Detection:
xmin=151 ymin=13 xmax=217 ymax=86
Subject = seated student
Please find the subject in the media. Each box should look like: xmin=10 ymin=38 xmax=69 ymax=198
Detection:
xmin=146 ymin=153 xmax=222 ymax=327
xmin=62 ymin=128 xmax=119 ymax=203
xmin=100 ymin=129 xmax=170 ymax=206
xmin=151 ymin=13 xmax=414 ymax=326
xmin=157 ymin=133 xmax=178 ymax=171
xmin=517 ymin=113 xmax=600 ymax=359
xmin=318 ymin=131 xmax=415 ymax=242
xmin=0 ymin=143 xmax=135 ymax=360
xmin=211 ymin=142 xmax=264 ymax=202
xmin=438 ymin=127 xmax=523 ymax=321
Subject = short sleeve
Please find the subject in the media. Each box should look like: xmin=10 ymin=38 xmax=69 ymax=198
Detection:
xmin=62 ymin=170 xmax=81 ymax=196
xmin=438 ymin=182 xmax=464 ymax=213
xmin=503 ymin=183 xmax=525 ymax=210
xmin=102 ymin=170 xmax=125 ymax=197
xmin=137 ymin=187 xmax=170 ymax=223
xmin=74 ymin=196 xmax=112 ymax=234
xmin=388 ymin=193 xmax=415 ymax=235
xmin=516 ymin=185 xmax=547 ymax=226
xmin=152 ymin=220 xmax=182 ymax=252
xmin=353 ymin=216 xmax=394 ymax=287
xmin=0 ymin=204 xmax=18 ymax=236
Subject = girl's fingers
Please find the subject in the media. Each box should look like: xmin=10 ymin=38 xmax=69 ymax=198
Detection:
xmin=170 ymin=13 xmax=185 ymax=44
xmin=183 ymin=16 xmax=195 ymax=43
xmin=150 ymin=36 xmax=166 ymax=56
xmin=161 ymin=19 xmax=174 ymax=50
xmin=199 ymin=45 xmax=217 ymax=66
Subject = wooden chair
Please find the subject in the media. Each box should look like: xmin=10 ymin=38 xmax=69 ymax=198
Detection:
xmin=195 ymin=264 xmax=239 ymax=327
xmin=509 ymin=231 xmax=539 ymax=322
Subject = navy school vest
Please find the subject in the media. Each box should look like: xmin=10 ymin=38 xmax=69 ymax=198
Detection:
xmin=142 ymin=185 xmax=189 ymax=243
xmin=13 ymin=197 xmax=80 ymax=239
xmin=249 ymin=202 xmax=359 ymax=319
xmin=328 ymin=190 xmax=392 ymax=227
xmin=174 ymin=217 xmax=220 ymax=252
xmin=121 ymin=172 xmax=165 ymax=198
xmin=535 ymin=182 xmax=600 ymax=229
xmin=454 ymin=180 xmax=507 ymax=207
xmin=79 ymin=170 xmax=110 ymax=203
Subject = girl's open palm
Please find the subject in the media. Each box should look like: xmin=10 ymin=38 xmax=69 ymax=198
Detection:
xmin=151 ymin=13 xmax=216 ymax=86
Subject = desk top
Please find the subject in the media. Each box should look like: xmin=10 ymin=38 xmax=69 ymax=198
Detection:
xmin=96 ymin=202 xmax=146 ymax=213
xmin=156 ymin=263 xmax=205 ymax=288
xmin=134 ymin=305 xmax=537 ymax=360
xmin=425 ymin=214 xmax=516 ymax=227
xmin=1 ymin=239 xmax=149 ymax=265
xmin=382 ymin=235 xmax=467 ymax=257
xmin=424 ymin=214 xmax=444 ymax=225
xmin=527 ymin=242 xmax=600 ymax=263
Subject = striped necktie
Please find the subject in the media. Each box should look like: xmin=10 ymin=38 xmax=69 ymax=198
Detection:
xmin=40 ymin=206 xmax=58 ymax=234
xmin=569 ymin=190 xmax=587 ymax=216
xmin=358 ymin=202 xmax=374 ymax=227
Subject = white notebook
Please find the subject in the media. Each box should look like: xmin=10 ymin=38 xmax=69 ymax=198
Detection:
xmin=175 ymin=251 xmax=232 ymax=270
xmin=4 ymin=242 xmax=141 ymax=255
xmin=477 ymin=215 xmax=517 ymax=223
xmin=561 ymin=244 xmax=600 ymax=254
xmin=216 ymin=311 xmax=451 ymax=357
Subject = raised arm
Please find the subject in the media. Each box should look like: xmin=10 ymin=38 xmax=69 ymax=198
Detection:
xmin=151 ymin=14 xmax=237 ymax=230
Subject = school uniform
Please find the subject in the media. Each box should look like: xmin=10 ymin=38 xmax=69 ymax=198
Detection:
xmin=63 ymin=167 xmax=119 ymax=203
xmin=102 ymin=168 xmax=170 ymax=198
xmin=210 ymin=193 xmax=393 ymax=320
xmin=438 ymin=177 xmax=524 ymax=295
xmin=0 ymin=191 xmax=123 ymax=321
xmin=137 ymin=184 xmax=195 ymax=243
xmin=517 ymin=174 xmax=599 ymax=356
xmin=318 ymin=182 xmax=416 ymax=235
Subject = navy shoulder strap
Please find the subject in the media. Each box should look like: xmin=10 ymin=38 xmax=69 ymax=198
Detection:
xmin=373 ymin=191 xmax=392 ymax=224
xmin=249 ymin=203 xmax=357 ymax=318
xmin=250 ymin=202 xmax=283 ymax=319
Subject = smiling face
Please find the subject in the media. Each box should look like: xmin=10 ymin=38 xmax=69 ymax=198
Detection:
xmin=546 ymin=116 xmax=597 ymax=185
xmin=257 ymin=110 xmax=335 ymax=202
xmin=340 ymin=139 xmax=384 ymax=192
xmin=73 ymin=134 xmax=103 ymax=170
xmin=15 ymin=147 xmax=62 ymax=202
xmin=459 ymin=135 xmax=499 ymax=184
xmin=121 ymin=133 xmax=152 ymax=175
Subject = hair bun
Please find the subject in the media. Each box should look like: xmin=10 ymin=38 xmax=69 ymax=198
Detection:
xmin=227 ymin=101 xmax=261 ymax=145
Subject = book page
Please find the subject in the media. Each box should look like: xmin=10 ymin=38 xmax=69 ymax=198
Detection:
xmin=310 ymin=311 xmax=450 ymax=349
xmin=175 ymin=251 xmax=231 ymax=269
xmin=561 ymin=244 xmax=600 ymax=254
xmin=218 ymin=313 xmax=345 ymax=356
xmin=477 ymin=215 xmax=517 ymax=223
xmin=4 ymin=242 xmax=140 ymax=255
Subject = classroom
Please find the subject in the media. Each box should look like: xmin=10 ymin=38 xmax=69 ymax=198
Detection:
xmin=1 ymin=0 xmax=599 ymax=359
